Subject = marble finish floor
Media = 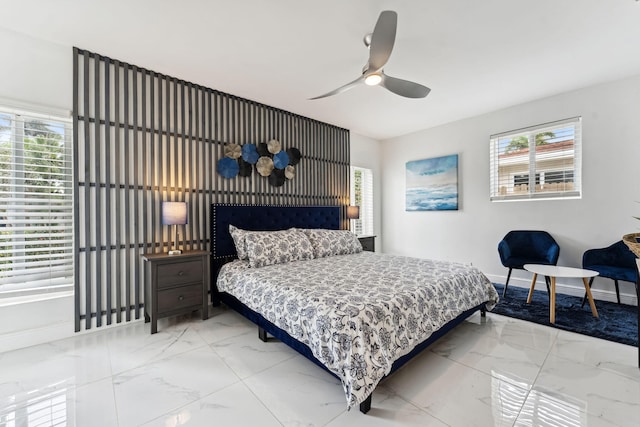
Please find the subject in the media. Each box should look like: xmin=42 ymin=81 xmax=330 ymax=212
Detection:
xmin=1 ymin=306 xmax=639 ymax=426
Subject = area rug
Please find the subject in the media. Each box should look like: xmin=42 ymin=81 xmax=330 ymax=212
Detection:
xmin=490 ymin=283 xmax=638 ymax=347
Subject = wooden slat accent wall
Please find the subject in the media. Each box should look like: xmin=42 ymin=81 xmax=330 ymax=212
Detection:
xmin=72 ymin=48 xmax=350 ymax=331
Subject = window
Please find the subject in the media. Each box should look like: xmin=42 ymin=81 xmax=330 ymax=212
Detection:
xmin=490 ymin=117 xmax=582 ymax=201
xmin=0 ymin=106 xmax=73 ymax=298
xmin=350 ymin=166 xmax=373 ymax=236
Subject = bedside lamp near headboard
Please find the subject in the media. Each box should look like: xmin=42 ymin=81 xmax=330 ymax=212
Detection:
xmin=347 ymin=205 xmax=360 ymax=234
xmin=162 ymin=201 xmax=188 ymax=255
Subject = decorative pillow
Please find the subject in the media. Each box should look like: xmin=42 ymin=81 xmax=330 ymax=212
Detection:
xmin=229 ymin=224 xmax=250 ymax=260
xmin=245 ymin=229 xmax=314 ymax=268
xmin=300 ymin=229 xmax=363 ymax=258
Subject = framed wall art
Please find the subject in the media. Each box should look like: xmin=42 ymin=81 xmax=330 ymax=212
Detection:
xmin=406 ymin=154 xmax=458 ymax=211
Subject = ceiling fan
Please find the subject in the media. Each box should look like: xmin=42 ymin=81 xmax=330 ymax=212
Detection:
xmin=310 ymin=10 xmax=430 ymax=100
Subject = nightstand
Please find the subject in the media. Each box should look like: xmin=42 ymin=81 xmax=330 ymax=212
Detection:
xmin=358 ymin=235 xmax=376 ymax=252
xmin=142 ymin=250 xmax=209 ymax=334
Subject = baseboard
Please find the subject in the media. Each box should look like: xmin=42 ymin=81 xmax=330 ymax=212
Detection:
xmin=0 ymin=320 xmax=76 ymax=353
xmin=486 ymin=273 xmax=639 ymax=306
xmin=0 ymin=315 xmax=146 ymax=353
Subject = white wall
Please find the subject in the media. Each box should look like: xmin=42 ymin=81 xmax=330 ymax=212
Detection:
xmin=0 ymin=28 xmax=77 ymax=351
xmin=381 ymin=74 xmax=640 ymax=302
xmin=350 ymin=132 xmax=383 ymax=250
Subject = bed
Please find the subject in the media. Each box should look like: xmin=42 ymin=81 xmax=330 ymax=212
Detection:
xmin=210 ymin=204 xmax=499 ymax=413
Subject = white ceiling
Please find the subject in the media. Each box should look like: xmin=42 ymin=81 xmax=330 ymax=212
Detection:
xmin=2 ymin=0 xmax=640 ymax=140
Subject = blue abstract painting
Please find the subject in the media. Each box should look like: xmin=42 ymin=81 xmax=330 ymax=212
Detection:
xmin=406 ymin=154 xmax=458 ymax=211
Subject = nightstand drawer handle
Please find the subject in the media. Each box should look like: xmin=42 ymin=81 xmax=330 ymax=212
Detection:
xmin=178 ymin=271 xmax=184 ymax=276
xmin=178 ymin=295 xmax=184 ymax=301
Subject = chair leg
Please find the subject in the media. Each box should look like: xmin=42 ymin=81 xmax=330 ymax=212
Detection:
xmin=614 ymin=279 xmax=621 ymax=304
xmin=544 ymin=276 xmax=551 ymax=301
xmin=581 ymin=277 xmax=595 ymax=308
xmin=503 ymin=268 xmax=512 ymax=297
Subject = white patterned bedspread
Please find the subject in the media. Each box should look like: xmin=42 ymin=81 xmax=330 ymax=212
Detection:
xmin=217 ymin=251 xmax=499 ymax=409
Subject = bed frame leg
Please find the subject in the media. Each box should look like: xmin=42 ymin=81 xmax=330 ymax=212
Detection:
xmin=481 ymin=306 xmax=486 ymax=317
xmin=359 ymin=394 xmax=372 ymax=414
xmin=258 ymin=327 xmax=268 ymax=342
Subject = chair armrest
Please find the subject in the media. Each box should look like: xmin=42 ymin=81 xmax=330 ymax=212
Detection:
xmin=582 ymin=248 xmax=599 ymax=268
xmin=546 ymin=244 xmax=560 ymax=265
xmin=498 ymin=240 xmax=511 ymax=263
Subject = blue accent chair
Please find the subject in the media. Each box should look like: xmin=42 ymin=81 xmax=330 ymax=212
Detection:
xmin=581 ymin=240 xmax=639 ymax=306
xmin=498 ymin=230 xmax=560 ymax=297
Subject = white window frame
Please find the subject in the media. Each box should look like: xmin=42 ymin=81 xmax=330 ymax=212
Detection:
xmin=350 ymin=166 xmax=374 ymax=236
xmin=0 ymin=104 xmax=73 ymax=299
xmin=490 ymin=117 xmax=582 ymax=201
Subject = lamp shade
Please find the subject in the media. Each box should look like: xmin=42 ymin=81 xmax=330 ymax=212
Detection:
xmin=347 ymin=205 xmax=360 ymax=220
xmin=162 ymin=202 xmax=188 ymax=225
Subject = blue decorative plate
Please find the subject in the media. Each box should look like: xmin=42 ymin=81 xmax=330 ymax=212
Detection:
xmin=217 ymin=157 xmax=239 ymax=178
xmin=273 ymin=151 xmax=290 ymax=170
xmin=242 ymin=144 xmax=259 ymax=164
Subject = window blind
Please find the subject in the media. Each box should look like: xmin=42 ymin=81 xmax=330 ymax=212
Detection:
xmin=350 ymin=166 xmax=374 ymax=236
xmin=490 ymin=117 xmax=582 ymax=201
xmin=0 ymin=107 xmax=73 ymax=296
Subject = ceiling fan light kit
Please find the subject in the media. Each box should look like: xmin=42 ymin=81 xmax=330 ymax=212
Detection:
xmin=364 ymin=74 xmax=382 ymax=86
xmin=310 ymin=10 xmax=430 ymax=100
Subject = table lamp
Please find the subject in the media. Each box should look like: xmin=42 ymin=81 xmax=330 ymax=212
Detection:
xmin=347 ymin=205 xmax=360 ymax=234
xmin=162 ymin=201 xmax=188 ymax=255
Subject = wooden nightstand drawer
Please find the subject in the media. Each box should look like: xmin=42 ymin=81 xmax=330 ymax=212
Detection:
xmin=156 ymin=259 xmax=203 ymax=288
xmin=157 ymin=283 xmax=203 ymax=313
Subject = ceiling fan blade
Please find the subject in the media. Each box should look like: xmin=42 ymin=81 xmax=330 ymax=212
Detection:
xmin=380 ymin=73 xmax=430 ymax=98
xmin=367 ymin=11 xmax=397 ymax=72
xmin=309 ymin=75 xmax=364 ymax=100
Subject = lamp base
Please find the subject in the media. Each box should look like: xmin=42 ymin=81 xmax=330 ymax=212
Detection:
xmin=168 ymin=249 xmax=182 ymax=256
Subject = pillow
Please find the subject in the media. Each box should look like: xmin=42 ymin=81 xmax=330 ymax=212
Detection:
xmin=245 ymin=229 xmax=314 ymax=268
xmin=300 ymin=229 xmax=363 ymax=258
xmin=229 ymin=224 xmax=250 ymax=260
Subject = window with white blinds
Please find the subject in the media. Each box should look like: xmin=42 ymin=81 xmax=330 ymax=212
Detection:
xmin=350 ymin=166 xmax=374 ymax=236
xmin=0 ymin=107 xmax=73 ymax=297
xmin=490 ymin=117 xmax=582 ymax=201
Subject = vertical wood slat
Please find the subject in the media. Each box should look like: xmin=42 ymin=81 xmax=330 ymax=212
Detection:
xmin=114 ymin=60 xmax=122 ymax=323
xmin=74 ymin=48 xmax=350 ymax=330
xmin=123 ymin=64 xmax=132 ymax=322
xmin=141 ymin=70 xmax=148 ymax=260
xmin=72 ymin=48 xmax=81 ymax=332
xmin=83 ymin=50 xmax=91 ymax=331
xmin=94 ymin=54 xmax=102 ymax=328
xmin=149 ymin=72 xmax=156 ymax=253
xmin=180 ymin=81 xmax=186 ymax=247
xmin=193 ymin=86 xmax=201 ymax=249
xmin=156 ymin=74 xmax=163 ymax=252
xmin=104 ymin=60 xmax=112 ymax=325
xmin=132 ymin=65 xmax=140 ymax=320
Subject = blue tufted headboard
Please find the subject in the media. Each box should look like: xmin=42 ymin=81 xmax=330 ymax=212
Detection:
xmin=209 ymin=204 xmax=341 ymax=303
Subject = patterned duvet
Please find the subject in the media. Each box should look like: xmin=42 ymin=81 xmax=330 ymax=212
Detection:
xmin=217 ymin=251 xmax=499 ymax=409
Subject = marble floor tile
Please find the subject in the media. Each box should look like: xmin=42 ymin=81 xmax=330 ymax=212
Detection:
xmin=140 ymin=382 xmax=281 ymax=427
xmin=242 ymin=354 xmax=347 ymax=426
xmin=326 ymin=384 xmax=449 ymax=427
xmin=514 ymin=388 xmax=623 ymax=427
xmin=105 ymin=320 xmax=209 ymax=375
xmin=550 ymin=329 xmax=640 ymax=380
xmin=190 ymin=305 xmax=255 ymax=344
xmin=431 ymin=324 xmax=547 ymax=389
xmin=0 ymin=332 xmax=112 ymax=407
xmin=113 ymin=346 xmax=240 ymax=426
xmin=210 ymin=330 xmax=298 ymax=378
xmin=531 ymin=354 xmax=640 ymax=427
xmin=482 ymin=312 xmax=560 ymax=353
xmin=383 ymin=350 xmax=528 ymax=427
xmin=0 ymin=377 xmax=118 ymax=427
